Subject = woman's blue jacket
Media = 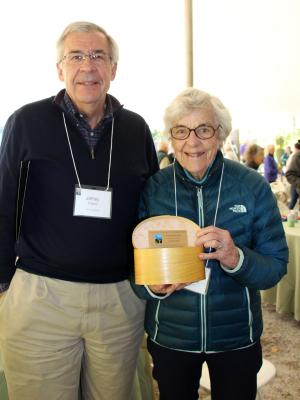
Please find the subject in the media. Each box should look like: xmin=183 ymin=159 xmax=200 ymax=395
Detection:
xmin=132 ymin=151 xmax=288 ymax=352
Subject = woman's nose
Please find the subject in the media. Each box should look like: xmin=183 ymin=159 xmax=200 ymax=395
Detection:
xmin=186 ymin=130 xmax=200 ymax=144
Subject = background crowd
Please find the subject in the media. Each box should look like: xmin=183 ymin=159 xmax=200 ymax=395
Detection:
xmin=156 ymin=136 xmax=300 ymax=214
xmin=220 ymin=139 xmax=299 ymax=212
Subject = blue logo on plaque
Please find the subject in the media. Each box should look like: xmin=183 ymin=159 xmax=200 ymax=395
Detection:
xmin=154 ymin=233 xmax=163 ymax=244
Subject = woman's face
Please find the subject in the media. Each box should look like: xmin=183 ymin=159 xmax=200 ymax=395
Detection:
xmin=171 ymin=108 xmax=220 ymax=179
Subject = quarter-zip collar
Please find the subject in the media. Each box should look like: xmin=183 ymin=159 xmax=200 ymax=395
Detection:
xmin=183 ymin=163 xmax=213 ymax=185
xmin=53 ymin=89 xmax=123 ymax=122
xmin=52 ymin=89 xmax=123 ymax=159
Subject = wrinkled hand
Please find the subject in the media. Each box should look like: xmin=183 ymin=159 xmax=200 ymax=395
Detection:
xmin=195 ymin=226 xmax=239 ymax=269
xmin=149 ymin=282 xmax=192 ymax=295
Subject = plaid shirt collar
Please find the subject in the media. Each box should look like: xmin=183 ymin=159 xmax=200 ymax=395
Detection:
xmin=53 ymin=89 xmax=121 ymax=125
xmin=53 ymin=89 xmax=122 ymax=152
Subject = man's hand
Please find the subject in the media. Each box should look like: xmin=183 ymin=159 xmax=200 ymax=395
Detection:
xmin=195 ymin=226 xmax=240 ymax=269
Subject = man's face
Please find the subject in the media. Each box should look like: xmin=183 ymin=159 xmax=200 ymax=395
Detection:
xmin=56 ymin=31 xmax=117 ymax=111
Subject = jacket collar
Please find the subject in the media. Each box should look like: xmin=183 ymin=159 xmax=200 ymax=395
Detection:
xmin=174 ymin=150 xmax=224 ymax=188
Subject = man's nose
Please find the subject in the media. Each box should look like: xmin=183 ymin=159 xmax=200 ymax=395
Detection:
xmin=80 ymin=59 xmax=96 ymax=71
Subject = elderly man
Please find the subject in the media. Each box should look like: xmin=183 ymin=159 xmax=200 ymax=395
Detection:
xmin=0 ymin=21 xmax=158 ymax=400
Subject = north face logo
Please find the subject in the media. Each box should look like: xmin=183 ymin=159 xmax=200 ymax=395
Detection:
xmin=229 ymin=205 xmax=247 ymax=213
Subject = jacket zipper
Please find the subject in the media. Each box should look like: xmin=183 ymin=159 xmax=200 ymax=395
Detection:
xmin=197 ymin=187 xmax=207 ymax=351
xmin=199 ymin=293 xmax=206 ymax=350
xmin=152 ymin=187 xmax=208 ymax=349
xmin=197 ymin=187 xmax=204 ymax=227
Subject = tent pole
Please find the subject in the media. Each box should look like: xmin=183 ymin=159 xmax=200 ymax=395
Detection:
xmin=185 ymin=0 xmax=193 ymax=87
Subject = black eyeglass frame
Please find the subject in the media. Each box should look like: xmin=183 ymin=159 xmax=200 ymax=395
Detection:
xmin=170 ymin=124 xmax=221 ymax=140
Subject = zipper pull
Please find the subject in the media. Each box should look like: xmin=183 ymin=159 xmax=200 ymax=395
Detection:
xmin=91 ymin=148 xmax=95 ymax=159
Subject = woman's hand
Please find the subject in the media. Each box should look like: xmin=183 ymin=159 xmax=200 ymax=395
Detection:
xmin=195 ymin=226 xmax=240 ymax=269
xmin=148 ymin=282 xmax=192 ymax=295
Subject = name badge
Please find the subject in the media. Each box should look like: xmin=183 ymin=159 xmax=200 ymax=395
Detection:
xmin=73 ymin=185 xmax=112 ymax=219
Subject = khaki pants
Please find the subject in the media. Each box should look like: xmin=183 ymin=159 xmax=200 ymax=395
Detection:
xmin=0 ymin=269 xmax=145 ymax=400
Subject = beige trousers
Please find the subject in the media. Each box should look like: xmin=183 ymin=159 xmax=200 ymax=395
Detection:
xmin=0 ymin=269 xmax=145 ymax=400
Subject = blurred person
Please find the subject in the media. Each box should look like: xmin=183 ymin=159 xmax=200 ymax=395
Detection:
xmin=286 ymin=140 xmax=300 ymax=210
xmin=223 ymin=140 xmax=239 ymax=161
xmin=244 ymin=144 xmax=264 ymax=171
xmin=132 ymin=88 xmax=287 ymax=400
xmin=156 ymin=139 xmax=172 ymax=168
xmin=157 ymin=140 xmax=174 ymax=168
xmin=239 ymin=140 xmax=250 ymax=163
xmin=0 ymin=21 xmax=158 ymax=400
xmin=281 ymin=145 xmax=292 ymax=168
xmin=264 ymin=144 xmax=278 ymax=183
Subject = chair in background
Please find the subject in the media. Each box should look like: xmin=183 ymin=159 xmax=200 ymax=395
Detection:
xmin=199 ymin=358 xmax=276 ymax=399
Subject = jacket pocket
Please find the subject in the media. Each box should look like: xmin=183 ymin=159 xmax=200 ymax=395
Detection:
xmin=245 ymin=287 xmax=254 ymax=342
xmin=153 ymin=301 xmax=161 ymax=340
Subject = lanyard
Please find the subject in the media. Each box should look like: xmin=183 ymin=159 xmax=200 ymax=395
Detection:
xmin=62 ymin=112 xmax=114 ymax=190
xmin=172 ymin=161 xmax=224 ymax=225
xmin=173 ymin=161 xmax=224 ymax=268
xmin=172 ymin=160 xmax=225 ymax=301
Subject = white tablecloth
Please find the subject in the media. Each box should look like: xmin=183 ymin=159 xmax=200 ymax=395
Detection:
xmin=261 ymin=221 xmax=300 ymax=321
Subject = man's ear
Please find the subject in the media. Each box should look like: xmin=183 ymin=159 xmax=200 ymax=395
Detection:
xmin=56 ymin=63 xmax=64 ymax=82
xmin=110 ymin=63 xmax=118 ymax=81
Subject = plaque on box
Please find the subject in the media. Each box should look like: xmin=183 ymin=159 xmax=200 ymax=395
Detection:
xmin=132 ymin=215 xmax=205 ymax=285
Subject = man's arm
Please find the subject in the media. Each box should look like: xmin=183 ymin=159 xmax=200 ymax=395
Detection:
xmin=0 ymin=282 xmax=9 ymax=294
xmin=0 ymin=112 xmax=24 ymax=284
xmin=286 ymin=154 xmax=300 ymax=192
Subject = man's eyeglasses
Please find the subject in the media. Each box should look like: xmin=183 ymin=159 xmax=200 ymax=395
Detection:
xmin=61 ymin=51 xmax=111 ymax=65
xmin=170 ymin=124 xmax=221 ymax=140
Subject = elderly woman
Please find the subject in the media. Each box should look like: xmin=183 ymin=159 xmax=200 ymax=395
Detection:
xmin=132 ymin=88 xmax=288 ymax=400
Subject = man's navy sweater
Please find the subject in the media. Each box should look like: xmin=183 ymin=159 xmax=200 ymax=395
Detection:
xmin=0 ymin=94 xmax=158 ymax=283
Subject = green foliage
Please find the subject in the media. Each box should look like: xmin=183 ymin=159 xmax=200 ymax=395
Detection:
xmin=276 ymin=130 xmax=300 ymax=148
xmin=275 ymin=135 xmax=284 ymax=148
xmin=275 ymin=130 xmax=300 ymax=165
xmin=151 ymin=129 xmax=161 ymax=143
xmin=276 ymin=148 xmax=284 ymax=164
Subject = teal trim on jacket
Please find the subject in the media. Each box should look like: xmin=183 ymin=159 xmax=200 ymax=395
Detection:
xmin=132 ymin=151 xmax=288 ymax=352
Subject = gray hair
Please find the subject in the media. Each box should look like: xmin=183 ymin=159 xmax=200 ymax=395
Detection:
xmin=56 ymin=21 xmax=119 ymax=64
xmin=163 ymin=87 xmax=232 ymax=144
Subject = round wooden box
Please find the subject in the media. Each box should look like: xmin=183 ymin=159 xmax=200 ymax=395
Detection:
xmin=132 ymin=215 xmax=205 ymax=284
